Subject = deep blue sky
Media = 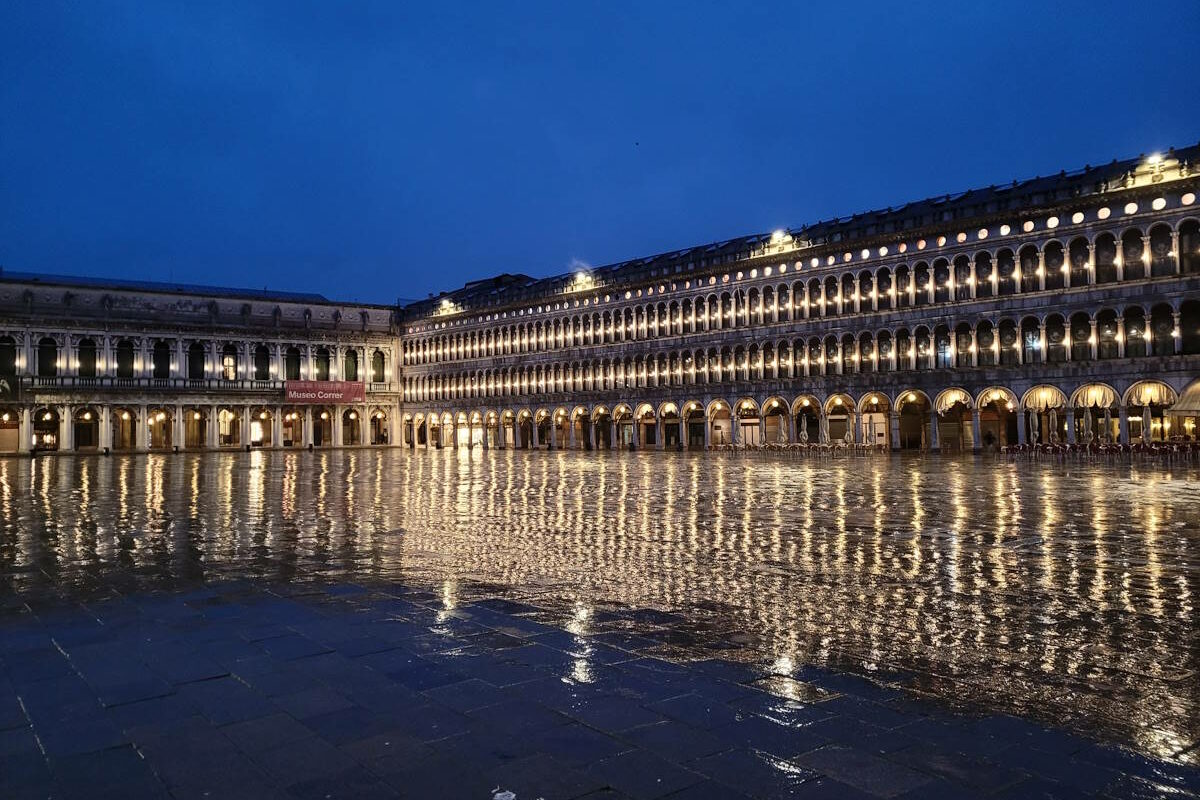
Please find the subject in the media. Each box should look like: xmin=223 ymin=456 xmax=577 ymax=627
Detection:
xmin=3 ymin=2 xmax=1198 ymax=304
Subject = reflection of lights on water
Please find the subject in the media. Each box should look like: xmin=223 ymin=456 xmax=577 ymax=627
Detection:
xmin=769 ymin=654 xmax=795 ymax=676
xmin=437 ymin=579 xmax=458 ymax=623
xmin=566 ymin=602 xmax=591 ymax=636
xmin=2 ymin=451 xmax=1197 ymax=762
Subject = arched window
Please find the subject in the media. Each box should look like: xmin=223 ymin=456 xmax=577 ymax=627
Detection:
xmin=0 ymin=336 xmax=16 ymax=376
xmin=372 ymin=350 xmax=385 ymax=383
xmin=1181 ymin=221 xmax=1200 ymax=275
xmin=38 ymin=337 xmax=58 ymax=377
xmin=187 ymin=342 xmax=206 ymax=380
xmin=314 ymin=348 xmax=330 ymax=381
xmin=79 ymin=339 xmax=99 ymax=378
xmin=343 ymin=350 xmax=358 ymax=381
xmin=934 ymin=327 xmax=953 ymax=369
xmin=153 ymin=341 xmax=171 ymax=379
xmin=115 ymin=340 xmax=134 ymax=378
xmin=253 ymin=345 xmax=270 ymax=380
xmin=221 ymin=344 xmax=238 ymax=380
xmin=285 ymin=347 xmax=301 ymax=380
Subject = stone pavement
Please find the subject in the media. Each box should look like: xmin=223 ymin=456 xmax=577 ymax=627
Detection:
xmin=1 ymin=580 xmax=1198 ymax=800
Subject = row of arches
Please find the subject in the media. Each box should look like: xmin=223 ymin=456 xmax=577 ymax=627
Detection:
xmin=405 ymin=302 xmax=1200 ymax=402
xmin=0 ymin=337 xmax=388 ymax=383
xmin=0 ymin=404 xmax=394 ymax=453
xmin=405 ymin=221 xmax=1200 ymax=365
xmin=403 ymin=379 xmax=1196 ymax=453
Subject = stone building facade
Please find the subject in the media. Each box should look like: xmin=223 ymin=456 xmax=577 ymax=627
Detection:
xmin=399 ymin=146 xmax=1200 ymax=453
xmin=4 ymin=145 xmax=1200 ymax=456
xmin=0 ymin=274 xmax=401 ymax=454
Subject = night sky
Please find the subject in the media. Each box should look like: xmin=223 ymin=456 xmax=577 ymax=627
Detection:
xmin=3 ymin=2 xmax=1198 ymax=305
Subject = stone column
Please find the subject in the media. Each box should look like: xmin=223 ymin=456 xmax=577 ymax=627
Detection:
xmin=531 ymin=418 xmax=540 ymax=449
xmin=99 ymin=406 xmax=111 ymax=451
xmin=929 ymin=410 xmax=940 ymax=452
xmin=1118 ymin=406 xmax=1130 ymax=445
xmin=889 ymin=411 xmax=900 ymax=451
xmin=1090 ymin=320 xmax=1099 ymax=360
xmin=1116 ymin=318 xmax=1126 ymax=358
xmin=240 ymin=409 xmax=251 ymax=449
xmin=548 ymin=417 xmax=557 ymax=450
xmin=568 ymin=418 xmax=577 ymax=450
xmin=303 ymin=408 xmax=313 ymax=447
xmin=1037 ymin=250 xmax=1046 ymax=291
xmin=1065 ymin=408 xmax=1076 ymax=444
xmin=18 ymin=408 xmax=32 ymax=454
xmin=852 ymin=410 xmax=862 ymax=444
xmin=273 ymin=407 xmax=283 ymax=448
xmin=133 ymin=406 xmax=145 ymax=450
xmin=609 ymin=419 xmax=617 ymax=450
xmin=630 ymin=417 xmax=639 ymax=450
xmin=447 ymin=418 xmax=455 ymax=449
xmin=1173 ymin=311 xmax=1183 ymax=354
xmin=174 ymin=405 xmax=184 ymax=449
xmin=703 ymin=416 xmax=712 ymax=449
xmin=482 ymin=421 xmax=489 ymax=450
xmin=59 ymin=410 xmax=72 ymax=452
xmin=1017 ymin=411 xmax=1027 ymax=446
xmin=206 ymin=405 xmax=218 ymax=449
xmin=679 ymin=417 xmax=687 ymax=450
xmin=971 ymin=408 xmax=982 ymax=454
xmin=655 ymin=418 xmax=664 ymax=450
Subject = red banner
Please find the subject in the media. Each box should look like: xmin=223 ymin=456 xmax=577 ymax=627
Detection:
xmin=284 ymin=380 xmax=365 ymax=404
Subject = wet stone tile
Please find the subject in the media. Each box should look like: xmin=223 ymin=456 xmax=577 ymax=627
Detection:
xmin=421 ymin=677 xmax=506 ymax=712
xmin=251 ymin=735 xmax=361 ymax=786
xmin=794 ymin=744 xmax=933 ymax=798
xmin=467 ymin=697 xmax=571 ymax=735
xmin=619 ymin=719 xmax=731 ymax=763
xmin=305 ymin=704 xmax=414 ymax=745
xmin=526 ymin=722 xmax=632 ymax=768
xmin=557 ymin=694 xmax=666 ymax=732
xmin=689 ymin=747 xmax=823 ymax=799
xmin=646 ymin=693 xmax=741 ymax=729
xmin=486 ymin=752 xmax=610 ymax=799
xmin=222 ymin=712 xmax=316 ymax=752
xmin=585 ymin=749 xmax=706 ymax=799
xmin=288 ymin=769 xmax=402 ymax=800
xmin=272 ymin=686 xmax=355 ymax=719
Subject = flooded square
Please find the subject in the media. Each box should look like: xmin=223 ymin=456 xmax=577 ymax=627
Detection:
xmin=2 ymin=449 xmax=1197 ymax=770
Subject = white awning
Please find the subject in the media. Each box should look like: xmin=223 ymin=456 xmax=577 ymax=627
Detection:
xmin=1168 ymin=382 xmax=1200 ymax=415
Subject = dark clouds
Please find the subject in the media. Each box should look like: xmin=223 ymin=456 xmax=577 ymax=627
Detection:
xmin=2 ymin=1 xmax=1197 ymax=302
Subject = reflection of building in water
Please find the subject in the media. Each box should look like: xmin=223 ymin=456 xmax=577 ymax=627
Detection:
xmin=0 ymin=275 xmax=400 ymax=453
xmin=400 ymin=147 xmax=1200 ymax=453
xmin=0 ymin=452 xmax=1195 ymax=759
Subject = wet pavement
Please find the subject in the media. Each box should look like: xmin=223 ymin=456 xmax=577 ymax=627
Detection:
xmin=1 ymin=450 xmax=1199 ymax=798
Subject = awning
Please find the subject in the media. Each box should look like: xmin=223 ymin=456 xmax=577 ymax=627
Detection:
xmin=1168 ymin=382 xmax=1200 ymax=415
